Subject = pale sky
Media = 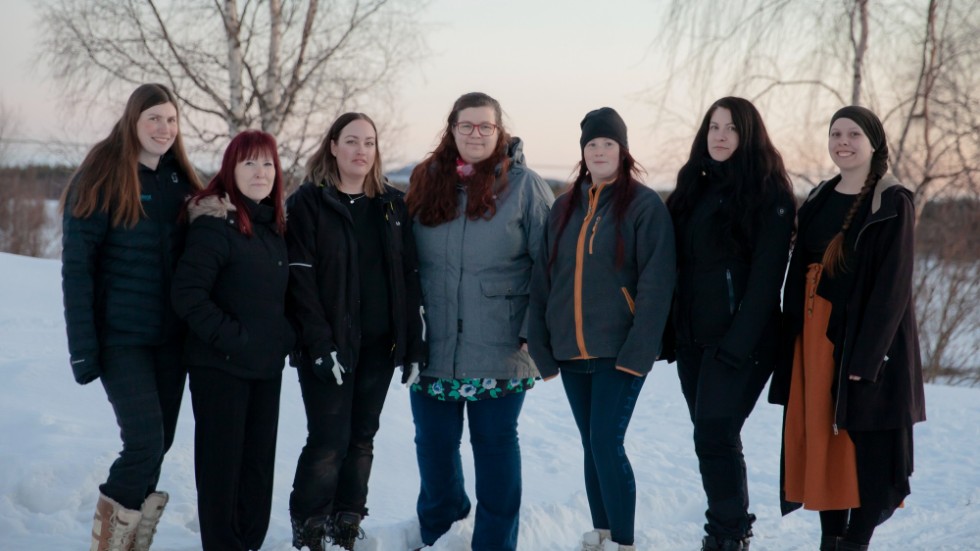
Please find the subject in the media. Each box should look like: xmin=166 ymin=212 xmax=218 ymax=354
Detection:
xmin=0 ymin=0 xmax=700 ymax=183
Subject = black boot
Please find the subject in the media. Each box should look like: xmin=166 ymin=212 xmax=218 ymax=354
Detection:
xmin=330 ymin=511 xmax=364 ymax=551
xmin=702 ymin=534 xmax=749 ymax=551
xmin=837 ymin=540 xmax=869 ymax=551
xmin=291 ymin=515 xmax=331 ymax=551
xmin=820 ymin=535 xmax=840 ymax=551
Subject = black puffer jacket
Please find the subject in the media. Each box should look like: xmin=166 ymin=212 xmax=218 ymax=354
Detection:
xmin=171 ymin=195 xmax=293 ymax=380
xmin=285 ymin=183 xmax=425 ymax=378
xmin=670 ymin=174 xmax=795 ymax=369
xmin=62 ymin=152 xmax=197 ymax=384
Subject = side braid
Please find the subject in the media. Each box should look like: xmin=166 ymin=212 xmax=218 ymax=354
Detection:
xmin=821 ymin=171 xmax=879 ymax=277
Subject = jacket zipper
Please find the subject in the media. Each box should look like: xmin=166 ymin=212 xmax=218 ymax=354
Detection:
xmin=725 ymin=269 xmax=736 ymax=315
xmin=572 ymin=183 xmax=608 ymax=359
xmin=588 ymin=216 xmax=601 ymax=254
xmin=854 ymin=212 xmax=897 ymax=249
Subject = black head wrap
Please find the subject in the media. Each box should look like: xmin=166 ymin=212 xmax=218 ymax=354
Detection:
xmin=830 ymin=105 xmax=889 ymax=177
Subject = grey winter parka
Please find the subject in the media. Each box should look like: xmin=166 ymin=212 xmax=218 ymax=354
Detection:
xmin=412 ymin=138 xmax=554 ymax=380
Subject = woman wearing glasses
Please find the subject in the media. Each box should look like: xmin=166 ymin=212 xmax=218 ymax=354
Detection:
xmin=405 ymin=92 xmax=553 ymax=551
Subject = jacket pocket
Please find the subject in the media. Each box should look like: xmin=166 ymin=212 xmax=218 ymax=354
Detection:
xmin=479 ymin=277 xmax=530 ymax=346
xmin=620 ymin=287 xmax=636 ymax=315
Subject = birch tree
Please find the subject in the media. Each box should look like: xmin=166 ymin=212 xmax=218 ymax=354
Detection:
xmin=39 ymin=0 xmax=427 ymax=177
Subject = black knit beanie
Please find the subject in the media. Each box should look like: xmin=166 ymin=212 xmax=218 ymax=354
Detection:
xmin=830 ymin=105 xmax=889 ymax=176
xmin=580 ymin=107 xmax=628 ymax=150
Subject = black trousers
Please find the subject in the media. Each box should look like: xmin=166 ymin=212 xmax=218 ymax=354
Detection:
xmin=189 ymin=366 xmax=282 ymax=551
xmin=676 ymin=346 xmax=772 ymax=539
xmin=99 ymin=341 xmax=186 ymax=510
xmin=289 ymin=343 xmax=396 ymax=521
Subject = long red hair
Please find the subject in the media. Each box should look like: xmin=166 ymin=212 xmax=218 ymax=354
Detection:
xmin=407 ymin=92 xmax=512 ymax=226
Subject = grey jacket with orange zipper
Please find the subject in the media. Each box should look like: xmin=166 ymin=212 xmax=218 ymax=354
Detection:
xmin=528 ymin=180 xmax=676 ymax=378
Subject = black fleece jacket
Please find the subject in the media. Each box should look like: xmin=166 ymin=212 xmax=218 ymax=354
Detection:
xmin=770 ymin=175 xmax=926 ymax=431
xmin=670 ymin=175 xmax=795 ymax=369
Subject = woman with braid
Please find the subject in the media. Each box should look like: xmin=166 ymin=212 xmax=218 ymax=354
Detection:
xmin=769 ymin=106 xmax=925 ymax=551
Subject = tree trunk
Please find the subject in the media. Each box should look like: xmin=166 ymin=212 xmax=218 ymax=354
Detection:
xmin=263 ymin=0 xmax=283 ymax=133
xmin=223 ymin=0 xmax=245 ymax=135
xmin=851 ymin=0 xmax=869 ymax=105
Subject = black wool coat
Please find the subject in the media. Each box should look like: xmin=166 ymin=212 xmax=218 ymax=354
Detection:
xmin=285 ymin=182 xmax=425 ymax=379
xmin=171 ymin=195 xmax=294 ymax=380
xmin=62 ymin=152 xmax=197 ymax=384
xmin=770 ymin=175 xmax=926 ymax=431
xmin=669 ymin=176 xmax=795 ymax=370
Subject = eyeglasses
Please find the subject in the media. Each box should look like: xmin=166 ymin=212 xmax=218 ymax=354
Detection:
xmin=454 ymin=122 xmax=498 ymax=137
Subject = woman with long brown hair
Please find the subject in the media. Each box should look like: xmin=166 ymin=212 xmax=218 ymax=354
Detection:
xmin=61 ymin=83 xmax=202 ymax=551
xmin=286 ymin=112 xmax=425 ymax=551
xmin=405 ymin=92 xmax=553 ymax=551
xmin=770 ymin=106 xmax=925 ymax=551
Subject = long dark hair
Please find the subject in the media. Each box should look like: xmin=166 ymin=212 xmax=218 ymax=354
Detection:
xmin=62 ymin=83 xmax=202 ymax=227
xmin=821 ymin=106 xmax=889 ymax=277
xmin=666 ymin=96 xmax=793 ymax=253
xmin=549 ymin=147 xmax=645 ymax=270
xmin=189 ymin=130 xmax=286 ymax=236
xmin=407 ymin=92 xmax=512 ymax=226
xmin=305 ymin=112 xmax=385 ymax=197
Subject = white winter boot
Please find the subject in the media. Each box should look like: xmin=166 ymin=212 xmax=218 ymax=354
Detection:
xmin=133 ymin=491 xmax=168 ymax=551
xmin=582 ymin=529 xmax=612 ymax=551
xmin=90 ymin=492 xmax=142 ymax=551
xmin=601 ymin=538 xmax=637 ymax=551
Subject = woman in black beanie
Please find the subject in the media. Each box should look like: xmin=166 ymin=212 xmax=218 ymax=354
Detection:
xmin=529 ymin=107 xmax=676 ymax=551
xmin=666 ymin=97 xmax=796 ymax=551
xmin=770 ymin=106 xmax=925 ymax=551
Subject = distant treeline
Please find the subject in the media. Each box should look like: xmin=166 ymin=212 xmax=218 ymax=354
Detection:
xmin=1 ymin=164 xmax=975 ymax=261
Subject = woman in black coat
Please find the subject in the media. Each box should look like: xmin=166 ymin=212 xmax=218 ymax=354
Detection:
xmin=666 ymin=97 xmax=795 ymax=551
xmin=171 ymin=130 xmax=293 ymax=551
xmin=770 ymin=106 xmax=925 ymax=551
xmin=286 ymin=112 xmax=425 ymax=551
xmin=61 ymin=83 xmax=202 ymax=551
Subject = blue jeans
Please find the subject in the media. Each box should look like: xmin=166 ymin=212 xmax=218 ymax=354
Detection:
xmin=560 ymin=362 xmax=645 ymax=546
xmin=410 ymin=391 xmax=525 ymax=551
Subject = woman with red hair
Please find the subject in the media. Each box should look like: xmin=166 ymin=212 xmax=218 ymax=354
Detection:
xmin=172 ymin=129 xmax=294 ymax=551
xmin=405 ymin=92 xmax=553 ymax=551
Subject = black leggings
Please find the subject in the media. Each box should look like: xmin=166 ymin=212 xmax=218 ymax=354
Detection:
xmin=820 ymin=508 xmax=879 ymax=545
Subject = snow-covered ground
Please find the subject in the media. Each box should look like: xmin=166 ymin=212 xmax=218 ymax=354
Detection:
xmin=0 ymin=251 xmax=977 ymax=550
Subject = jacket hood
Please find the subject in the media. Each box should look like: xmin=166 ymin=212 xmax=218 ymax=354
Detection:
xmin=188 ymin=194 xmax=236 ymax=223
xmin=506 ymin=137 xmax=526 ymax=168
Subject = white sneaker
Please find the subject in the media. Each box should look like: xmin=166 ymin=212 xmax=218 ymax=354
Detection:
xmin=600 ymin=538 xmax=636 ymax=551
xmin=582 ymin=529 xmax=611 ymax=551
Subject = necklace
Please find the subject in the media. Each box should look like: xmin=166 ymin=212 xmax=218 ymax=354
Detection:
xmin=341 ymin=191 xmax=366 ymax=204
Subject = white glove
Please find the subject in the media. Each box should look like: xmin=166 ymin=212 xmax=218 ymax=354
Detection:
xmin=330 ymin=350 xmax=346 ymax=385
xmin=400 ymin=362 xmax=421 ymax=387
